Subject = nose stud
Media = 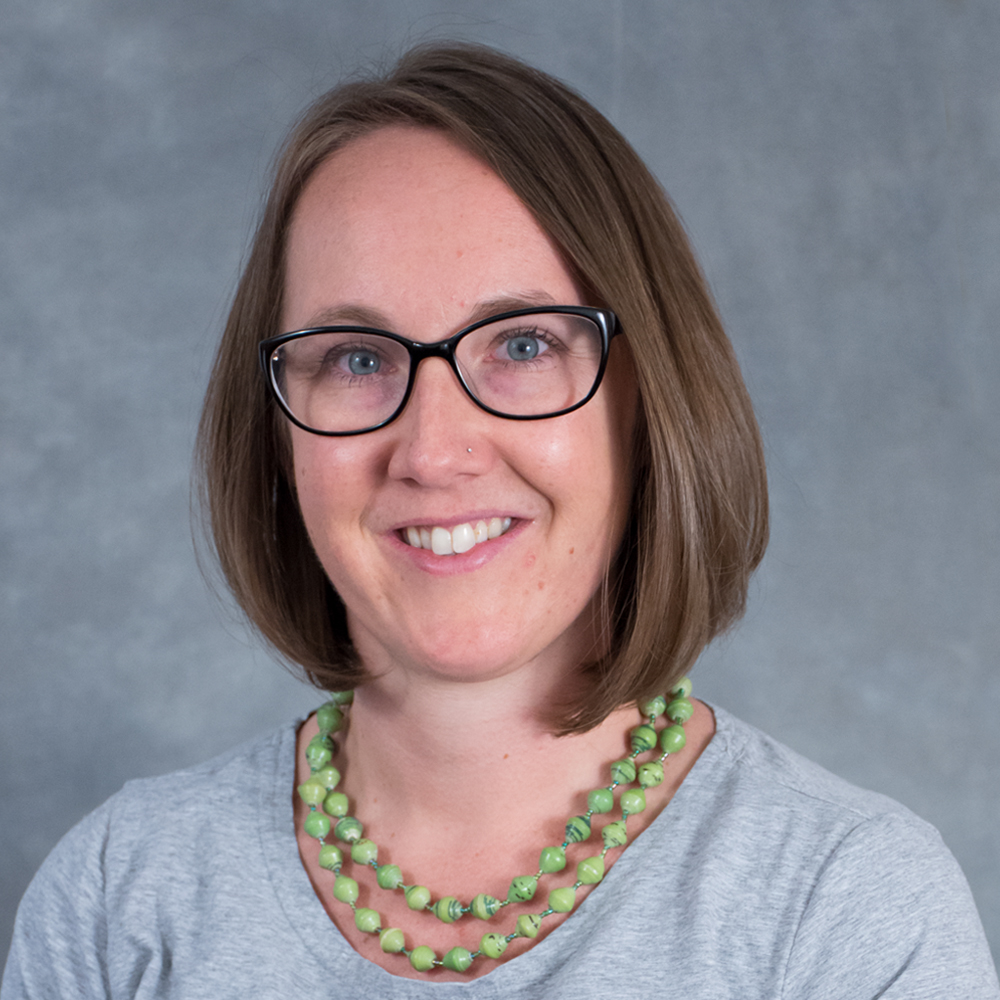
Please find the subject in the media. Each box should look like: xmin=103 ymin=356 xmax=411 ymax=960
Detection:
xmin=467 ymin=447 xmax=472 ymax=453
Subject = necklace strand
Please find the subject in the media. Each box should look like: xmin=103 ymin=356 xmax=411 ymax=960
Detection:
xmin=299 ymin=679 xmax=694 ymax=973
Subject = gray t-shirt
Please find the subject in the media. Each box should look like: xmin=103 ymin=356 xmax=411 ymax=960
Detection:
xmin=4 ymin=706 xmax=998 ymax=999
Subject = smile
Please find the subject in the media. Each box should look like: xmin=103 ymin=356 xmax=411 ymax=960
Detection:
xmin=402 ymin=517 xmax=513 ymax=555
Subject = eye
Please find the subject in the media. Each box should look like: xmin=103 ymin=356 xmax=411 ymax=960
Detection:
xmin=502 ymin=334 xmax=547 ymax=361
xmin=346 ymin=349 xmax=381 ymax=375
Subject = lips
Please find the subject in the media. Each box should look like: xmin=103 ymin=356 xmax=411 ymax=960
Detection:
xmin=401 ymin=517 xmax=513 ymax=555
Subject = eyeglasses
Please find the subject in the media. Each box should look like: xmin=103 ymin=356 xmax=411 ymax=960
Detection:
xmin=259 ymin=306 xmax=621 ymax=436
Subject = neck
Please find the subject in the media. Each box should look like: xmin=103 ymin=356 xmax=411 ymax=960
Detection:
xmin=295 ymin=671 xmax=715 ymax=916
xmin=337 ymin=666 xmax=641 ymax=838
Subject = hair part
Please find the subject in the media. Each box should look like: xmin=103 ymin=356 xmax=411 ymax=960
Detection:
xmin=196 ymin=42 xmax=768 ymax=735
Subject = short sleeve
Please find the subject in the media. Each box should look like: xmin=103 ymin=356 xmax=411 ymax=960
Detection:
xmin=780 ymin=812 xmax=999 ymax=999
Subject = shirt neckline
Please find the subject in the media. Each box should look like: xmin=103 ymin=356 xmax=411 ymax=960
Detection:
xmin=257 ymin=704 xmax=734 ymax=992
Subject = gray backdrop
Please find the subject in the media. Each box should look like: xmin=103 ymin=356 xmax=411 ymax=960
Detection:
xmin=2 ymin=0 xmax=997 ymax=971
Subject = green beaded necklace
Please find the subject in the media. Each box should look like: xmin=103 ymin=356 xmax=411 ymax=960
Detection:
xmin=298 ymin=679 xmax=695 ymax=974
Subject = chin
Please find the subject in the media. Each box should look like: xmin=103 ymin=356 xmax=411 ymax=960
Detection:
xmin=407 ymin=627 xmax=526 ymax=680
xmin=360 ymin=612 xmax=544 ymax=684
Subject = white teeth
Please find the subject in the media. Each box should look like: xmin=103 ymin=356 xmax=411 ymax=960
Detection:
xmin=430 ymin=526 xmax=453 ymax=555
xmin=403 ymin=518 xmax=514 ymax=554
xmin=452 ymin=523 xmax=476 ymax=554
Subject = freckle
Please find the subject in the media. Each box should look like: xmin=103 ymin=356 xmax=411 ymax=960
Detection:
xmin=503 ymin=753 xmax=509 ymax=759
xmin=538 ymin=581 xmax=545 ymax=590
xmin=569 ymin=547 xmax=574 ymax=555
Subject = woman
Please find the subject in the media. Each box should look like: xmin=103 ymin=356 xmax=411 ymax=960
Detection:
xmin=4 ymin=43 xmax=997 ymax=997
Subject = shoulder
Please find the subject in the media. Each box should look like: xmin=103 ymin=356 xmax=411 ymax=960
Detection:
xmin=674 ymin=706 xmax=1000 ymax=998
xmin=689 ymin=705 xmax=952 ymax=867
xmin=74 ymin=722 xmax=295 ymax=878
xmin=2 ymin=723 xmax=299 ymax=999
xmin=707 ymin=704 xmax=921 ymax=823
xmin=69 ymin=720 xmax=296 ymax=887
xmin=696 ymin=705 xmax=975 ymax=920
xmin=116 ymin=719 xmax=295 ymax=808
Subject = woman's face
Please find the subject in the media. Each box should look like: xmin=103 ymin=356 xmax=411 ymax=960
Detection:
xmin=283 ymin=127 xmax=637 ymax=685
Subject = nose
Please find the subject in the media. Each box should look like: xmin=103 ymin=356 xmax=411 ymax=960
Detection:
xmin=385 ymin=356 xmax=493 ymax=485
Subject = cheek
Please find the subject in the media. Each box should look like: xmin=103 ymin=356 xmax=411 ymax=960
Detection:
xmin=528 ymin=407 xmax=632 ymax=557
xmin=291 ymin=433 xmax=373 ymax=548
xmin=292 ymin=438 xmax=328 ymax=523
xmin=556 ymin=406 xmax=636 ymax=570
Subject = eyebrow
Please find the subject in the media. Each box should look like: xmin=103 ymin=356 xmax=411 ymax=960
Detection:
xmin=300 ymin=304 xmax=393 ymax=329
xmin=297 ymin=291 xmax=562 ymax=336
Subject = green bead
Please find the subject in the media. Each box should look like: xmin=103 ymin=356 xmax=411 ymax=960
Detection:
xmin=297 ymin=777 xmax=328 ymax=805
xmin=471 ymin=893 xmax=501 ymax=919
xmin=315 ymin=766 xmax=341 ymax=790
xmin=630 ymin=724 xmax=657 ymax=753
xmin=379 ymin=927 xmax=405 ymax=953
xmin=318 ymin=844 xmax=344 ymax=871
xmin=354 ymin=907 xmax=381 ymax=933
xmin=666 ymin=696 xmax=694 ymax=723
xmin=334 ymin=816 xmax=363 ymax=843
xmin=434 ymin=896 xmax=463 ymax=923
xmin=565 ymin=815 xmax=591 ymax=843
xmin=538 ymin=846 xmax=567 ymax=873
xmin=333 ymin=875 xmax=358 ymax=904
xmin=638 ymin=761 xmax=664 ymax=789
xmin=671 ymin=677 xmax=693 ymax=698
xmin=610 ymin=758 xmax=636 ymax=784
xmin=305 ymin=735 xmax=333 ymax=769
xmin=442 ymin=946 xmax=473 ymax=972
xmin=405 ymin=885 xmax=431 ymax=910
xmin=587 ymin=788 xmax=614 ymax=813
xmin=548 ymin=886 xmax=576 ymax=912
xmin=577 ymin=855 xmax=605 ymax=884
xmin=351 ymin=838 xmax=378 ymax=865
xmin=329 ymin=690 xmax=355 ymax=705
xmin=376 ymin=864 xmax=403 ymax=890
xmin=639 ymin=694 xmax=667 ymax=719
xmin=480 ymin=932 xmax=509 ymax=959
xmin=323 ymin=791 xmax=349 ymax=817
xmin=409 ymin=946 xmax=437 ymax=971
xmin=621 ymin=787 xmax=647 ymax=815
xmin=659 ymin=724 xmax=687 ymax=754
xmin=507 ymin=875 xmax=538 ymax=902
xmin=516 ymin=913 xmax=542 ymax=938
xmin=316 ymin=703 xmax=344 ymax=735
xmin=602 ymin=819 xmax=628 ymax=849
xmin=303 ymin=811 xmax=330 ymax=840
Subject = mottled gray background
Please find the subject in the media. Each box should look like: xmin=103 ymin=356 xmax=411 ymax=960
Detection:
xmin=2 ymin=0 xmax=997 ymax=970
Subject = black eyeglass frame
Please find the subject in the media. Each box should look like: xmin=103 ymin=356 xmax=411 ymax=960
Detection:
xmin=258 ymin=305 xmax=621 ymax=437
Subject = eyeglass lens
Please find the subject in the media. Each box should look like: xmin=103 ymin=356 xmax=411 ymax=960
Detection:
xmin=269 ymin=311 xmax=604 ymax=434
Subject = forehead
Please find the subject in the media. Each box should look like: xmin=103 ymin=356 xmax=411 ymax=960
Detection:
xmin=282 ymin=127 xmax=583 ymax=333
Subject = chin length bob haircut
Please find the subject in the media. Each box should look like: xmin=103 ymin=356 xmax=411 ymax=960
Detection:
xmin=197 ymin=42 xmax=768 ymax=734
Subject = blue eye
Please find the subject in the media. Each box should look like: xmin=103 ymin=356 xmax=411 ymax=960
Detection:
xmin=505 ymin=336 xmax=541 ymax=361
xmin=348 ymin=350 xmax=381 ymax=375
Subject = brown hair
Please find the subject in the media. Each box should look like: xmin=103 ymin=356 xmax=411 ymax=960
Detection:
xmin=197 ymin=42 xmax=768 ymax=734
